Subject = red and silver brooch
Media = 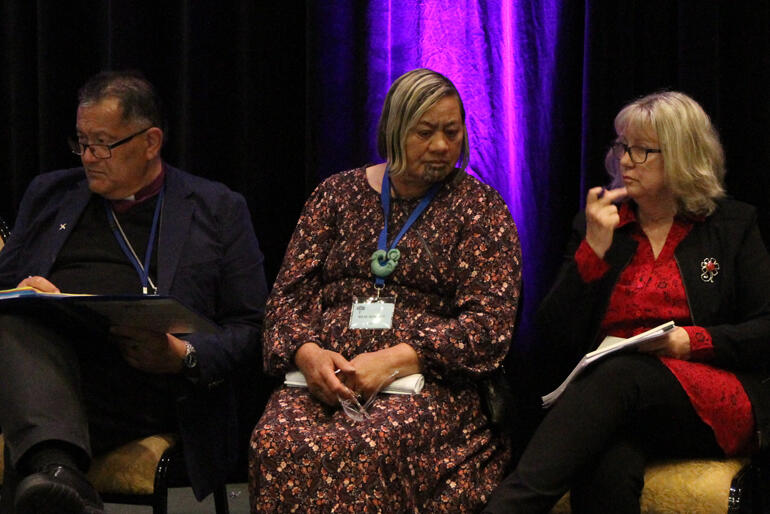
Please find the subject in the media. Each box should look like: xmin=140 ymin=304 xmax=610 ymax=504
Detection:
xmin=700 ymin=258 xmax=720 ymax=283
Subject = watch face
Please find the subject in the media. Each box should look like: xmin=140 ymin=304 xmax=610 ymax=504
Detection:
xmin=185 ymin=344 xmax=198 ymax=368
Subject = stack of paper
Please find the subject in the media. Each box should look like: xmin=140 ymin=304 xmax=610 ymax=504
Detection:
xmin=541 ymin=321 xmax=675 ymax=408
xmin=284 ymin=370 xmax=425 ymax=395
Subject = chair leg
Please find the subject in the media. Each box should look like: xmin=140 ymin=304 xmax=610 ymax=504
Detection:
xmin=727 ymin=463 xmax=749 ymax=513
xmin=1 ymin=445 xmax=19 ymax=513
xmin=151 ymin=448 xmax=173 ymax=514
xmin=213 ymin=484 xmax=230 ymax=514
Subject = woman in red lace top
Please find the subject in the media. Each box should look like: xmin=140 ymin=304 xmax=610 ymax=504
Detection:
xmin=485 ymin=91 xmax=770 ymax=513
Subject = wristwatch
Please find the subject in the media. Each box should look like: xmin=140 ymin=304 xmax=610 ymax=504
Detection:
xmin=183 ymin=341 xmax=199 ymax=379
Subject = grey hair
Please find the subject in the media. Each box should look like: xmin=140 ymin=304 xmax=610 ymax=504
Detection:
xmin=78 ymin=70 xmax=164 ymax=131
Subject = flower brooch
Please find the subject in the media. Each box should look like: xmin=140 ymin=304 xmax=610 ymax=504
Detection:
xmin=700 ymin=257 xmax=720 ymax=283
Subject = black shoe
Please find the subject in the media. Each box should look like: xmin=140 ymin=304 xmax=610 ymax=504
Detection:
xmin=14 ymin=464 xmax=104 ymax=514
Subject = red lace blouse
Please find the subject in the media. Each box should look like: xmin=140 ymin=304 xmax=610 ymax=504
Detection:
xmin=574 ymin=204 xmax=754 ymax=456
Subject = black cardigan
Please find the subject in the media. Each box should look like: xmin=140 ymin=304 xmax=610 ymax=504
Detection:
xmin=536 ymin=198 xmax=770 ymax=449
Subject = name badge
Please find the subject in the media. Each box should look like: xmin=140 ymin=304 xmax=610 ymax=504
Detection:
xmin=349 ymin=296 xmax=396 ymax=329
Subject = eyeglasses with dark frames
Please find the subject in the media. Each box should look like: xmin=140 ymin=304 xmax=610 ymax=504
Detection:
xmin=68 ymin=127 xmax=152 ymax=159
xmin=611 ymin=141 xmax=661 ymax=164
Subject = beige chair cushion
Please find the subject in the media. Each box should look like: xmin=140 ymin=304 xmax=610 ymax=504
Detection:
xmin=551 ymin=457 xmax=749 ymax=514
xmin=87 ymin=433 xmax=178 ymax=495
xmin=1 ymin=433 xmax=178 ymax=495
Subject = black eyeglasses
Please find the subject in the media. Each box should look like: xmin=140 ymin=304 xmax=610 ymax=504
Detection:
xmin=611 ymin=142 xmax=661 ymax=164
xmin=68 ymin=127 xmax=151 ymax=159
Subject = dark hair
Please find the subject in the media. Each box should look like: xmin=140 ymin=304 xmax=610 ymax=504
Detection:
xmin=78 ymin=70 xmax=165 ymax=131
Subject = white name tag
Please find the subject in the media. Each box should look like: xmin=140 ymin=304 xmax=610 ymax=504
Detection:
xmin=349 ymin=296 xmax=395 ymax=329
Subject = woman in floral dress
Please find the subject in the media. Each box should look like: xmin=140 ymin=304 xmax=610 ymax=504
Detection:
xmin=249 ymin=68 xmax=521 ymax=512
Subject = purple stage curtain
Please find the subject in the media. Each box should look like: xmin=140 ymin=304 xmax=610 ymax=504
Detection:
xmin=309 ymin=1 xmax=573 ymax=357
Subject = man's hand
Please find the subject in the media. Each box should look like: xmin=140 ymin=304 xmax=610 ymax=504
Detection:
xmin=294 ymin=342 xmax=355 ymax=406
xmin=637 ymin=327 xmax=692 ymax=360
xmin=585 ymin=186 xmax=627 ymax=259
xmin=17 ymin=276 xmax=60 ymax=294
xmin=111 ymin=326 xmax=187 ymax=374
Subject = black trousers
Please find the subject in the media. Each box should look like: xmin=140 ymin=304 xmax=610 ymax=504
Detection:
xmin=483 ymin=354 xmax=725 ymax=514
xmin=0 ymin=311 xmax=178 ymax=469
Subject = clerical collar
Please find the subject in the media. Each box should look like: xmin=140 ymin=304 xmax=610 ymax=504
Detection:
xmin=110 ymin=165 xmax=166 ymax=214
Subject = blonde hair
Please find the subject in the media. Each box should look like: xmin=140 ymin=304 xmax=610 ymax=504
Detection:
xmin=606 ymin=91 xmax=725 ymax=216
xmin=377 ymin=68 xmax=469 ymax=175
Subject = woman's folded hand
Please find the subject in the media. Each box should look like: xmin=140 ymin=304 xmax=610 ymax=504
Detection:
xmin=294 ymin=342 xmax=356 ymax=405
xmin=637 ymin=326 xmax=691 ymax=360
xmin=348 ymin=343 xmax=421 ymax=399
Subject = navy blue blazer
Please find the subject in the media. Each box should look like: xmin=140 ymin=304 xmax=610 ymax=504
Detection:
xmin=0 ymin=164 xmax=268 ymax=499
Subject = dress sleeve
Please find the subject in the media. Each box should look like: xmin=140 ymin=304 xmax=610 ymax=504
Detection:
xmin=682 ymin=325 xmax=715 ymax=360
xmin=534 ymin=212 xmax=612 ymax=362
xmin=399 ymin=190 xmax=522 ymax=380
xmin=262 ymin=180 xmax=336 ymax=375
xmin=575 ymin=238 xmax=610 ymax=283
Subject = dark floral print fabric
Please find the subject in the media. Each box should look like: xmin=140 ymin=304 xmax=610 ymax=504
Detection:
xmin=249 ymin=168 xmax=522 ymax=512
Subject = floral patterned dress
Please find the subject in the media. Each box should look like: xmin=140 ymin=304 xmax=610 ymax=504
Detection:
xmin=249 ymin=167 xmax=522 ymax=512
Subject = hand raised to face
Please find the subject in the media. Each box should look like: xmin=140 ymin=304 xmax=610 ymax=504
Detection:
xmin=584 ymin=186 xmax=627 ymax=259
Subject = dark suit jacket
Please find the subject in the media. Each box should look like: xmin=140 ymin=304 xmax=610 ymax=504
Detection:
xmin=536 ymin=198 xmax=770 ymax=449
xmin=0 ymin=164 xmax=268 ymax=499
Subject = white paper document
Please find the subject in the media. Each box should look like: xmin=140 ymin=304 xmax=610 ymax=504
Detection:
xmin=541 ymin=321 xmax=675 ymax=408
xmin=284 ymin=370 xmax=425 ymax=395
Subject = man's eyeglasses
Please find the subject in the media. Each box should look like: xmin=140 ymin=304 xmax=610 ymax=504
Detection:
xmin=611 ymin=142 xmax=661 ymax=164
xmin=68 ymin=127 xmax=152 ymax=159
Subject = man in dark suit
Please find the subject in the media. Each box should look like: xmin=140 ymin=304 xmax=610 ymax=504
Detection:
xmin=0 ymin=71 xmax=268 ymax=514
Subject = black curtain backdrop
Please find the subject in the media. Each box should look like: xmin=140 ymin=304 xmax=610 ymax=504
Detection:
xmin=577 ymin=2 xmax=770 ymax=249
xmin=0 ymin=2 xmax=308 ymax=479
xmin=0 ymin=2 xmax=310 ymax=286
xmin=2 ymin=1 xmax=770 ymax=443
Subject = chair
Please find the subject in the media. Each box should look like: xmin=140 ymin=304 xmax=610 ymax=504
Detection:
xmin=550 ymin=453 xmax=770 ymax=513
xmin=0 ymin=434 xmax=230 ymax=514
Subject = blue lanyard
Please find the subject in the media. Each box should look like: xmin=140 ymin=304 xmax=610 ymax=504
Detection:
xmin=371 ymin=169 xmax=440 ymax=288
xmin=103 ymin=186 xmax=164 ymax=295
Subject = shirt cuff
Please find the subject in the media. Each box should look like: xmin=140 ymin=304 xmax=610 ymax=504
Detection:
xmin=575 ymin=239 xmax=610 ymax=283
xmin=683 ymin=326 xmax=714 ymax=360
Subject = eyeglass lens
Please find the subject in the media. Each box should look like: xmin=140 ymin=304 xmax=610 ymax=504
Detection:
xmin=613 ymin=143 xmax=649 ymax=164
xmin=69 ymin=139 xmax=112 ymax=159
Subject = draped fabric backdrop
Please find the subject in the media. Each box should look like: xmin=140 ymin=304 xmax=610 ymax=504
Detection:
xmin=0 ymin=2 xmax=310 ymax=285
xmin=0 ymin=2 xmax=309 ymax=477
xmin=2 ymin=0 xmax=770 ymax=414
xmin=309 ymin=1 xmax=576 ymax=362
xmin=308 ymin=1 xmax=770 ymax=369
